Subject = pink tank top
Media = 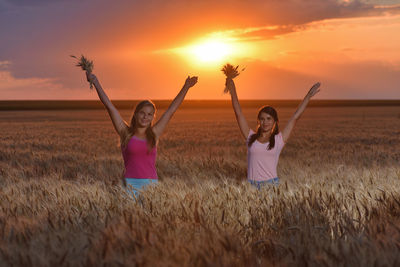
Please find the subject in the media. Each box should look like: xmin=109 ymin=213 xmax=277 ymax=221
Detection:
xmin=121 ymin=136 xmax=158 ymax=179
xmin=247 ymin=130 xmax=285 ymax=181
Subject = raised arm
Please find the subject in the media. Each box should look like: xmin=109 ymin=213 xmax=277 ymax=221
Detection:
xmin=152 ymin=76 xmax=198 ymax=138
xmin=227 ymin=78 xmax=250 ymax=139
xmin=87 ymin=72 xmax=128 ymax=138
xmin=282 ymin=82 xmax=321 ymax=142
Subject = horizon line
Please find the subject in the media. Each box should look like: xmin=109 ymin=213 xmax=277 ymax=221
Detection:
xmin=1 ymin=99 xmax=400 ymax=110
xmin=1 ymin=99 xmax=400 ymax=101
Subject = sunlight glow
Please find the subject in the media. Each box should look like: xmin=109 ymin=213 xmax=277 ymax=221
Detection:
xmin=170 ymin=35 xmax=248 ymax=68
xmin=190 ymin=40 xmax=233 ymax=63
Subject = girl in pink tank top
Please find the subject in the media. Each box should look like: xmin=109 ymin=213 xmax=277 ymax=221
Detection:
xmin=83 ymin=70 xmax=198 ymax=195
xmin=224 ymin=69 xmax=321 ymax=188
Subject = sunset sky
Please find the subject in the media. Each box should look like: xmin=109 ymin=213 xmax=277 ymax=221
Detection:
xmin=1 ymin=0 xmax=399 ymax=100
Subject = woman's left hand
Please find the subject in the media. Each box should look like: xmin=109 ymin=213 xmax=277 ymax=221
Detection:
xmin=307 ymin=82 xmax=321 ymax=98
xmin=86 ymin=71 xmax=97 ymax=84
xmin=184 ymin=76 xmax=198 ymax=88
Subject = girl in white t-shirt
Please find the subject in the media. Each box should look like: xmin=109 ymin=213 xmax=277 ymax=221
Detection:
xmin=226 ymin=77 xmax=321 ymax=188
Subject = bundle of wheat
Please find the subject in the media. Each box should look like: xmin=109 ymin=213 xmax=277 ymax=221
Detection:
xmin=221 ymin=63 xmax=245 ymax=93
xmin=71 ymin=55 xmax=94 ymax=89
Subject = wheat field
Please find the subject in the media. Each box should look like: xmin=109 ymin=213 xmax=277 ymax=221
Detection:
xmin=0 ymin=106 xmax=400 ymax=266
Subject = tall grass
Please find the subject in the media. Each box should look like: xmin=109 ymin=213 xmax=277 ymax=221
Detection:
xmin=0 ymin=106 xmax=399 ymax=266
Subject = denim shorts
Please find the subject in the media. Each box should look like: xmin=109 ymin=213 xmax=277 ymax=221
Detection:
xmin=248 ymin=178 xmax=279 ymax=189
xmin=125 ymin=178 xmax=158 ymax=197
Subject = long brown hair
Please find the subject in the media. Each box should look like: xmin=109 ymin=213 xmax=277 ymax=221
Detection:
xmin=248 ymin=106 xmax=279 ymax=150
xmin=121 ymin=100 xmax=157 ymax=150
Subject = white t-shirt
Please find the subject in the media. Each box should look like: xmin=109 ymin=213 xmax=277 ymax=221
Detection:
xmin=247 ymin=129 xmax=285 ymax=181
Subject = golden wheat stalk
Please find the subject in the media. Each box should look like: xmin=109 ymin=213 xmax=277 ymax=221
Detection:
xmin=70 ymin=55 xmax=94 ymax=89
xmin=221 ymin=63 xmax=245 ymax=94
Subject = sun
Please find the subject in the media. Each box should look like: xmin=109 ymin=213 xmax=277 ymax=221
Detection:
xmin=190 ymin=40 xmax=233 ymax=63
xmin=172 ymin=36 xmax=238 ymax=67
xmin=156 ymin=30 xmax=260 ymax=68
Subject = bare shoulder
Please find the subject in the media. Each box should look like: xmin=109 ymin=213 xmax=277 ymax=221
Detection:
xmin=118 ymin=126 xmax=130 ymax=140
xmin=243 ymin=128 xmax=254 ymax=140
xmin=151 ymin=123 xmax=162 ymax=138
xmin=150 ymin=126 xmax=159 ymax=140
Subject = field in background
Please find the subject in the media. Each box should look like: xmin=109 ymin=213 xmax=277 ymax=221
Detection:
xmin=1 ymin=100 xmax=400 ymax=110
xmin=0 ymin=106 xmax=400 ymax=266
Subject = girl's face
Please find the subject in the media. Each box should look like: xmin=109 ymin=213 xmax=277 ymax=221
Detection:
xmin=258 ymin=112 xmax=276 ymax=133
xmin=135 ymin=105 xmax=155 ymax=128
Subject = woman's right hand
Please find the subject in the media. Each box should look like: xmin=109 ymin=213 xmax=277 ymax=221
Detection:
xmin=306 ymin=82 xmax=321 ymax=98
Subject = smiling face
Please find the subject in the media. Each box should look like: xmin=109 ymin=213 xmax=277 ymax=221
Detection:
xmin=258 ymin=112 xmax=276 ymax=133
xmin=135 ymin=105 xmax=155 ymax=128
